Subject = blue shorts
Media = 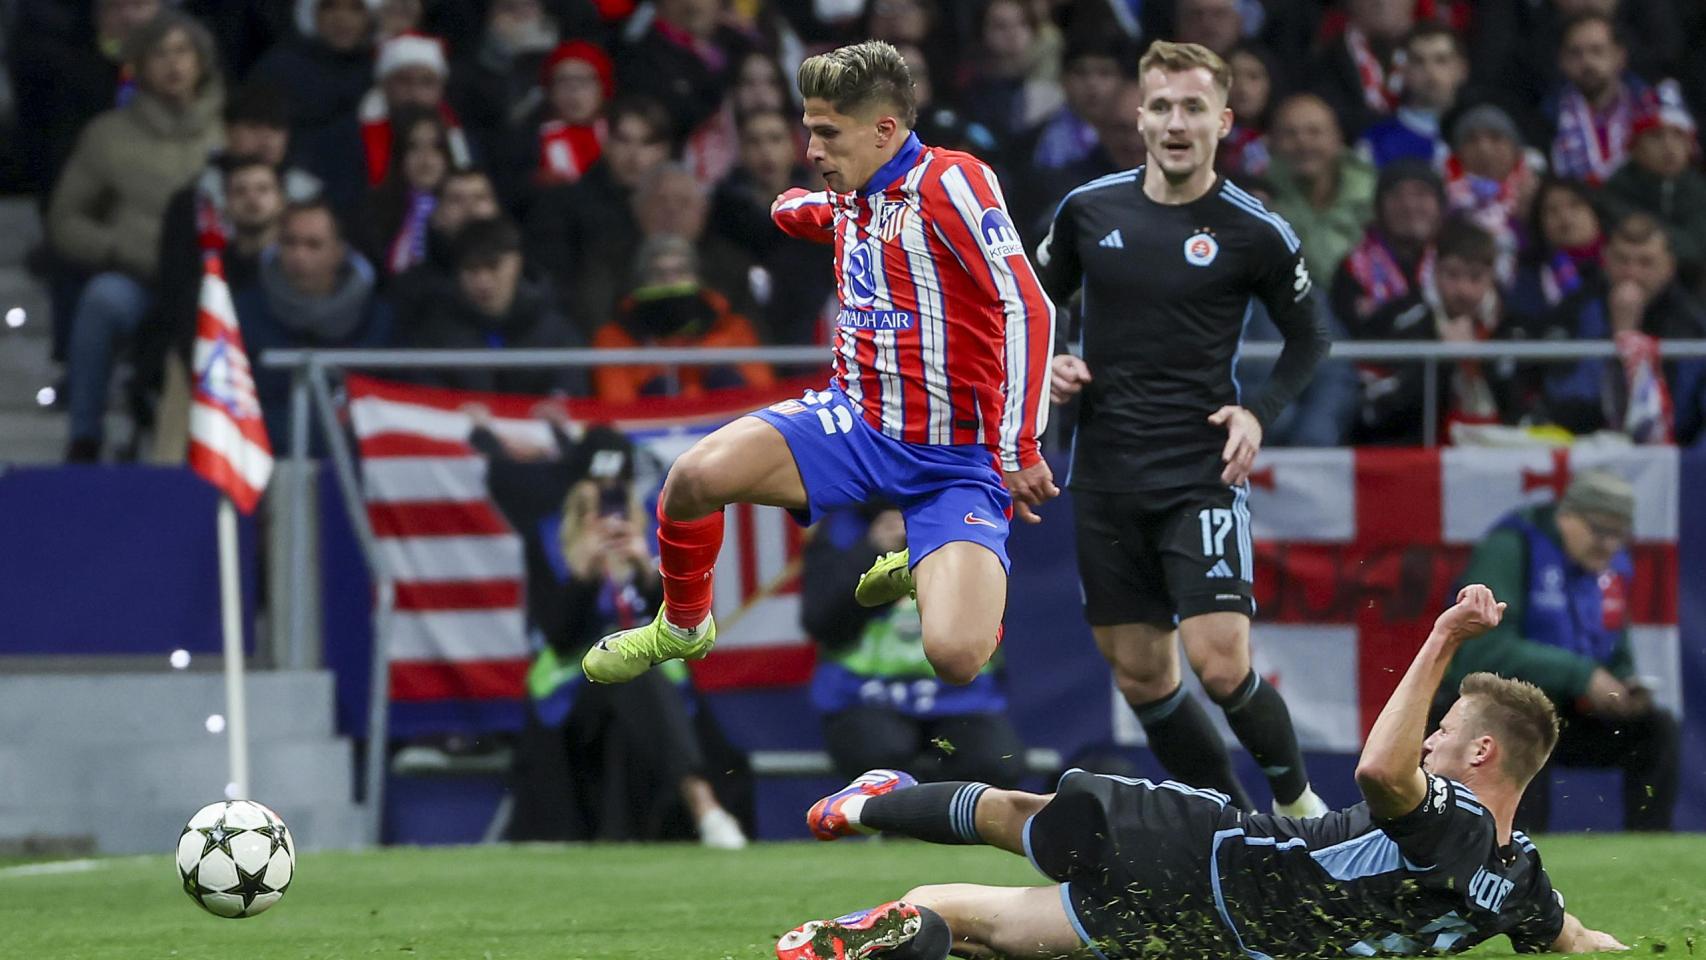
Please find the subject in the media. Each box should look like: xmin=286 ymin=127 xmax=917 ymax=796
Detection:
xmin=749 ymin=386 xmax=1011 ymax=570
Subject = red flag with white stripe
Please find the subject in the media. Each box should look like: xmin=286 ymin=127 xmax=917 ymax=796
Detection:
xmin=188 ymin=255 xmax=273 ymax=513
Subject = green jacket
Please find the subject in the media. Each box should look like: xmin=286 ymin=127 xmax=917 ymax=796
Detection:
xmin=1599 ymin=162 xmax=1706 ymax=276
xmin=1443 ymin=505 xmax=1634 ymax=703
xmin=1266 ymin=153 xmax=1377 ymax=288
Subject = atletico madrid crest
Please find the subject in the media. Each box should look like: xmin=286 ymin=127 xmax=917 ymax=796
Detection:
xmin=873 ymin=198 xmax=910 ymax=242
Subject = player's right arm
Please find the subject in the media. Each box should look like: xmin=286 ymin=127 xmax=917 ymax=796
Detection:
xmin=1547 ymin=912 xmax=1627 ymax=953
xmin=771 ymin=188 xmax=836 ymax=243
xmin=1036 ymin=197 xmax=1091 ymax=403
xmin=1356 ymin=585 xmax=1506 ymax=819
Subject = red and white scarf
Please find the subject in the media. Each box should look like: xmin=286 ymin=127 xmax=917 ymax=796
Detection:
xmin=1346 ymin=28 xmax=1404 ymax=115
xmin=1615 ymin=330 xmax=1674 ymax=444
xmin=357 ymin=89 xmax=472 ymax=187
xmin=538 ymin=117 xmax=606 ymax=184
xmin=1344 ymin=228 xmax=1435 ymax=323
xmin=1551 ymin=84 xmax=1643 ymax=187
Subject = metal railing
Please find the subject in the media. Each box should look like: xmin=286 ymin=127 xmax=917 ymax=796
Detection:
xmin=260 ymin=338 xmax=1706 ymax=844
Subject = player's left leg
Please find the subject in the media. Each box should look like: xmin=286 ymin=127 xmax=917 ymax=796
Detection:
xmin=1178 ymin=611 xmax=1324 ymax=816
xmin=1162 ymin=483 xmax=1324 ymax=816
xmin=912 ymin=541 xmax=1006 ymax=685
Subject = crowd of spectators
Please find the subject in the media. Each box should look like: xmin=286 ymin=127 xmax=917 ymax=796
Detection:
xmin=8 ymin=0 xmax=1706 ymax=461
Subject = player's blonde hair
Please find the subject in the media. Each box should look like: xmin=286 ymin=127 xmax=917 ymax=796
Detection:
xmin=798 ymin=40 xmax=918 ymax=127
xmin=1137 ymin=40 xmax=1232 ymax=102
xmin=1458 ymin=673 xmax=1561 ymax=786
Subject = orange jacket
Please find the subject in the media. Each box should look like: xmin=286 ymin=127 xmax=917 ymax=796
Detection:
xmin=592 ymin=288 xmax=776 ymax=404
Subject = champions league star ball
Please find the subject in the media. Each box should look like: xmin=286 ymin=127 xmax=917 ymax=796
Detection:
xmin=176 ymin=800 xmax=295 ymax=918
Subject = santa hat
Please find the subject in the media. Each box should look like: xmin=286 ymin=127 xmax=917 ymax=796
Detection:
xmin=1633 ymin=79 xmax=1697 ymax=141
xmin=542 ymin=40 xmax=615 ymax=101
xmin=375 ymin=32 xmax=449 ymax=81
xmin=294 ymin=0 xmax=381 ymax=39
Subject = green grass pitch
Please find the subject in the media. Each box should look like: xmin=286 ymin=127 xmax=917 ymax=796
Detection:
xmin=1 ymin=836 xmax=1701 ymax=959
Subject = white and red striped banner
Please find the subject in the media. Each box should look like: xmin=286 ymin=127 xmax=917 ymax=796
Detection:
xmin=188 ymin=256 xmax=273 ymax=513
xmin=1116 ymin=446 xmax=1681 ymax=751
xmin=345 ymin=375 xmax=823 ymax=702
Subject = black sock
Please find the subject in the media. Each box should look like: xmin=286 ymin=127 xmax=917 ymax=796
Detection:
xmin=1132 ymin=685 xmax=1254 ymax=810
xmin=858 ymin=781 xmax=989 ymax=844
xmin=887 ymin=905 xmax=952 ymax=960
xmin=1213 ymin=670 xmax=1309 ymax=805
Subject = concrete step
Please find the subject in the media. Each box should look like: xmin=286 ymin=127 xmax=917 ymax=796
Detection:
xmin=0 ymin=196 xmax=43 ymax=268
xmin=0 ymin=798 xmax=369 ymax=854
xmin=0 ymin=671 xmax=338 ymax=745
xmin=0 ymin=736 xmax=353 ymax=809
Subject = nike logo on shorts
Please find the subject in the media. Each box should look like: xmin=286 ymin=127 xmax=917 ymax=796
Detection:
xmin=963 ymin=512 xmax=998 ymax=528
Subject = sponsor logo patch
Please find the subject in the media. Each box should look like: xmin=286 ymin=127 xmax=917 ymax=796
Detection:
xmin=845 ymin=242 xmax=879 ymax=307
xmin=767 ymin=399 xmax=806 ymax=415
xmin=978 ymin=207 xmax=1025 ymax=258
xmin=837 ymin=309 xmax=916 ymax=330
xmin=963 ymin=512 xmax=999 ymax=528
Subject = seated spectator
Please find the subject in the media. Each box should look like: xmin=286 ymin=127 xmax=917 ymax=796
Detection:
xmin=1547 ymin=12 xmax=1653 ymax=187
xmin=1266 ymin=93 xmax=1377 ymax=288
xmin=302 ymin=31 xmax=470 ymax=217
xmin=1539 ymin=213 xmax=1706 ymax=446
xmin=1600 ymin=82 xmax=1706 ymax=289
xmin=390 ymin=167 xmax=501 ymax=334
xmin=1312 ymin=0 xmax=1414 ymax=139
xmin=405 ymin=216 xmax=586 ymax=396
xmin=893 ymin=42 xmax=998 ymax=161
xmin=1441 ymin=471 xmax=1678 ymax=832
xmin=10 ymin=0 xmax=162 ymax=198
xmin=503 ymin=425 xmax=748 ymax=848
xmin=248 ymin=0 xmax=375 ymax=145
xmin=49 ymin=11 xmax=223 ymax=462
xmin=1024 ymin=80 xmax=1147 ymax=243
xmin=1018 ymin=33 xmax=1127 ymax=175
xmin=519 ymin=41 xmax=613 ymax=189
xmin=526 ymin=96 xmax=672 ymax=326
xmin=234 ymin=199 xmax=391 ymax=451
xmin=802 ymin=504 xmax=1027 ymax=788
xmin=358 ymin=106 xmax=453 ymax=277
xmin=1219 ymin=41 xmax=1279 ymax=179
xmin=375 ymin=0 xmax=423 ymax=42
xmin=615 ymin=0 xmax=752 ymax=180
xmin=145 ymin=85 xmax=324 ymax=460
xmin=592 ymin=235 xmax=773 ymax=404
xmin=710 ymin=109 xmax=836 ymax=344
xmin=1507 ymin=176 xmax=1605 ymax=334
xmin=1331 ymin=158 xmax=1445 ymax=332
xmin=1354 ymin=218 xmax=1518 ymax=444
xmin=1444 ymin=103 xmax=1542 ymax=285
xmin=729 ymin=51 xmax=792 ymax=118
xmin=1357 ymin=21 xmax=1467 ymax=170
xmin=1175 ymin=0 xmax=1246 ymax=57
xmin=448 ymin=0 xmax=559 ymax=167
xmin=957 ymin=0 xmax=1065 ymax=149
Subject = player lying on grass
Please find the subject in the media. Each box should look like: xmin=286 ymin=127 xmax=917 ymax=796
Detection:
xmin=778 ymin=585 xmax=1628 ymax=960
xmin=582 ymin=39 xmax=1056 ymax=690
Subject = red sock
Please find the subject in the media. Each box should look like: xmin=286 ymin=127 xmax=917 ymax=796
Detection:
xmin=656 ymin=503 xmax=723 ymax=629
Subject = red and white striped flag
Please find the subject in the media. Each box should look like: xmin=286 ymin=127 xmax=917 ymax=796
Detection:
xmin=188 ymin=256 xmax=273 ymax=513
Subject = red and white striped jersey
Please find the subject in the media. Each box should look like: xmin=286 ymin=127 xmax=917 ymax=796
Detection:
xmin=772 ymin=134 xmax=1056 ymax=471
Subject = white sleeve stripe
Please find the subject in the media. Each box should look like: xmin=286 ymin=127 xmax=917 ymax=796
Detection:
xmin=775 ymin=191 xmax=832 ymax=212
xmin=1219 ymin=183 xmax=1301 ymax=252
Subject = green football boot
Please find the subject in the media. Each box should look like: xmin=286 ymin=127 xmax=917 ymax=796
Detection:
xmin=581 ymin=606 xmax=717 ymax=684
xmin=854 ymin=550 xmax=915 ymax=607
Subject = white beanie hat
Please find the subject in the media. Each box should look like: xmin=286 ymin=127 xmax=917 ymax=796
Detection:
xmin=295 ymin=0 xmax=382 ymax=39
xmin=375 ymin=32 xmax=449 ymax=80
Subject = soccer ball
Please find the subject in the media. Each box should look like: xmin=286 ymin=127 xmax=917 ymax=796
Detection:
xmin=175 ymin=800 xmax=295 ymax=918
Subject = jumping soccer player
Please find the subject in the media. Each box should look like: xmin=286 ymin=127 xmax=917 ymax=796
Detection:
xmin=778 ymin=585 xmax=1629 ymax=960
xmin=582 ymin=40 xmax=1056 ymax=686
xmin=1042 ymin=40 xmax=1332 ymax=816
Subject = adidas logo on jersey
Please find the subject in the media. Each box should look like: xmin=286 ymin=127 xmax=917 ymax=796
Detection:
xmin=1099 ymin=229 xmax=1124 ymax=249
xmin=1206 ymin=559 xmax=1235 ymax=578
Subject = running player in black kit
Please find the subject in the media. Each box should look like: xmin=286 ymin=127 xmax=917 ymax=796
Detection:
xmin=776 ymin=585 xmax=1627 ymax=960
xmin=1042 ymin=41 xmax=1332 ymax=817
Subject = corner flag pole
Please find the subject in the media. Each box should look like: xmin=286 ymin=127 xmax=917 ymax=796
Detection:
xmin=217 ymin=495 xmax=251 ymax=800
